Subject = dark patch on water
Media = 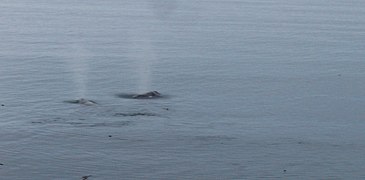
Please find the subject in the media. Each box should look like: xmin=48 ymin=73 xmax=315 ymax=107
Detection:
xmin=114 ymin=112 xmax=157 ymax=117
xmin=31 ymin=121 xmax=43 ymax=124
xmin=82 ymin=175 xmax=92 ymax=180
xmin=193 ymin=135 xmax=236 ymax=142
xmin=32 ymin=117 xmax=131 ymax=128
xmin=179 ymin=135 xmax=237 ymax=146
xmin=81 ymin=121 xmax=131 ymax=128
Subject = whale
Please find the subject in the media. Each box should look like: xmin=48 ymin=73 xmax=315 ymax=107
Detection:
xmin=132 ymin=91 xmax=161 ymax=99
xmin=64 ymin=98 xmax=97 ymax=105
xmin=117 ymin=91 xmax=164 ymax=99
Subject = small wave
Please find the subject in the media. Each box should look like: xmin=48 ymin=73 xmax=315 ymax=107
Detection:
xmin=113 ymin=112 xmax=157 ymax=117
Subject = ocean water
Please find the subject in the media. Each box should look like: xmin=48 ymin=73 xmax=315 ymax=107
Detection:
xmin=1 ymin=0 xmax=365 ymax=179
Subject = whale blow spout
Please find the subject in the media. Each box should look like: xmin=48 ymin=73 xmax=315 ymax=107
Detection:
xmin=133 ymin=91 xmax=161 ymax=99
xmin=65 ymin=98 xmax=97 ymax=106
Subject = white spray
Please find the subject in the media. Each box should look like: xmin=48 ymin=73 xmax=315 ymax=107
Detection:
xmin=65 ymin=44 xmax=90 ymax=98
xmin=128 ymin=27 xmax=156 ymax=94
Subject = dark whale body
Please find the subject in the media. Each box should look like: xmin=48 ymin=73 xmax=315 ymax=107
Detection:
xmin=132 ymin=91 xmax=161 ymax=99
xmin=117 ymin=91 xmax=164 ymax=99
xmin=64 ymin=98 xmax=97 ymax=105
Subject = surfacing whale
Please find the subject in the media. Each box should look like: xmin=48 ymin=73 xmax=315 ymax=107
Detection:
xmin=64 ymin=98 xmax=97 ymax=105
xmin=132 ymin=91 xmax=161 ymax=99
xmin=117 ymin=91 xmax=164 ymax=99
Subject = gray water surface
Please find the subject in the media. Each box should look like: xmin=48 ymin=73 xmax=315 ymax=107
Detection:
xmin=1 ymin=0 xmax=365 ymax=179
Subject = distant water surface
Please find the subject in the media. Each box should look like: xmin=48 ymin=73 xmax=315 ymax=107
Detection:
xmin=1 ymin=0 xmax=365 ymax=179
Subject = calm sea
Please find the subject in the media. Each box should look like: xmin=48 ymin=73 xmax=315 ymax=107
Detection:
xmin=1 ymin=0 xmax=365 ymax=179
